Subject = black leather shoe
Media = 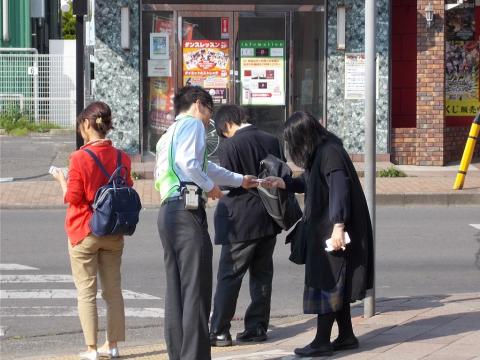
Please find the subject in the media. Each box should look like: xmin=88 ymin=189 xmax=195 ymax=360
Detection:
xmin=294 ymin=343 xmax=333 ymax=357
xmin=332 ymin=336 xmax=359 ymax=351
xmin=210 ymin=332 xmax=232 ymax=347
xmin=236 ymin=327 xmax=267 ymax=342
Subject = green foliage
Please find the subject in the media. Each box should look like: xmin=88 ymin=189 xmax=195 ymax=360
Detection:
xmin=0 ymin=108 xmax=60 ymax=136
xmin=377 ymin=166 xmax=407 ymax=178
xmin=62 ymin=1 xmax=76 ymax=40
xmin=131 ymin=171 xmax=142 ymax=180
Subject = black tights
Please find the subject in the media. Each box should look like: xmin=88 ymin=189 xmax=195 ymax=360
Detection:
xmin=311 ymin=302 xmax=354 ymax=347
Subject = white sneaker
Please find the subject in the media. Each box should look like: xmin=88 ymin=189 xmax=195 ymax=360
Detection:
xmin=79 ymin=350 xmax=98 ymax=360
xmin=98 ymin=347 xmax=119 ymax=358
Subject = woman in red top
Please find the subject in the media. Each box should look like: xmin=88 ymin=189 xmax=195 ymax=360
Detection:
xmin=52 ymin=101 xmax=133 ymax=360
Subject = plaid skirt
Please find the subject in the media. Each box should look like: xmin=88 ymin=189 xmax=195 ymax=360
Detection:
xmin=303 ymin=262 xmax=346 ymax=314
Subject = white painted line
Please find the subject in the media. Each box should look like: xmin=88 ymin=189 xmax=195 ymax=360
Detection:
xmin=0 ymin=289 xmax=160 ymax=300
xmin=0 ymin=177 xmax=14 ymax=183
xmin=214 ymin=350 xmax=294 ymax=360
xmin=0 ymin=264 xmax=39 ymax=271
xmin=0 ymin=306 xmax=164 ymax=318
xmin=0 ymin=274 xmax=73 ymax=283
xmin=470 ymin=224 xmax=480 ymax=230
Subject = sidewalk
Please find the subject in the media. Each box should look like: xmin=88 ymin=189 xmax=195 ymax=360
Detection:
xmin=1 ymin=163 xmax=479 ymax=208
xmin=26 ymin=292 xmax=480 ymax=360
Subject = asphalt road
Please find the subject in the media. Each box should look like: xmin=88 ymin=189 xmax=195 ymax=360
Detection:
xmin=1 ymin=206 xmax=479 ymax=358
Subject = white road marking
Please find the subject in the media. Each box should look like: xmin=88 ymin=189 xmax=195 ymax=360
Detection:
xmin=214 ymin=350 xmax=294 ymax=360
xmin=0 ymin=264 xmax=39 ymax=271
xmin=0 ymin=289 xmax=160 ymax=300
xmin=0 ymin=306 xmax=164 ymax=318
xmin=470 ymin=224 xmax=480 ymax=230
xmin=0 ymin=274 xmax=73 ymax=283
xmin=0 ymin=177 xmax=14 ymax=183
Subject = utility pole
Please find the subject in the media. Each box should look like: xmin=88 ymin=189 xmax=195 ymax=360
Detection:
xmin=364 ymin=0 xmax=376 ymax=318
xmin=73 ymin=0 xmax=88 ymax=149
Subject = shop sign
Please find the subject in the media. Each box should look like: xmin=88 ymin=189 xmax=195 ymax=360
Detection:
xmin=221 ymin=18 xmax=229 ymax=39
xmin=344 ymin=53 xmax=379 ymax=100
xmin=182 ymin=40 xmax=230 ymax=103
xmin=147 ymin=59 xmax=171 ymax=77
xmin=240 ymin=40 xmax=285 ymax=106
xmin=445 ymin=40 xmax=480 ymax=116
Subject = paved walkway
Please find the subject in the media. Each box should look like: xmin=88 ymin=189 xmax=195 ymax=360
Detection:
xmin=22 ymin=292 xmax=480 ymax=360
xmin=1 ymin=171 xmax=479 ymax=208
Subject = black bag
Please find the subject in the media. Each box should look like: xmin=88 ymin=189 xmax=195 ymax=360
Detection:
xmin=84 ymin=149 xmax=142 ymax=237
xmin=286 ymin=220 xmax=306 ymax=265
xmin=257 ymin=154 xmax=303 ymax=230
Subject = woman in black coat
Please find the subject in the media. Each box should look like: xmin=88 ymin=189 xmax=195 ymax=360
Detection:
xmin=265 ymin=111 xmax=374 ymax=357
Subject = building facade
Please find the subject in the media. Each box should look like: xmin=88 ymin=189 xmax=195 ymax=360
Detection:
xmin=93 ymin=0 xmax=479 ymax=165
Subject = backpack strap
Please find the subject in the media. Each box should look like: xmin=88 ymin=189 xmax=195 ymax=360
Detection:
xmin=83 ymin=148 xmax=111 ymax=180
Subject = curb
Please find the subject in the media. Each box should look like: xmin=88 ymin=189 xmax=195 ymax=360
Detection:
xmin=1 ymin=193 xmax=478 ymax=210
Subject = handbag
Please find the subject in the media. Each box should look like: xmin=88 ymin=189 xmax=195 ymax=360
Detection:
xmin=84 ymin=148 xmax=142 ymax=237
xmin=286 ymin=219 xmax=306 ymax=265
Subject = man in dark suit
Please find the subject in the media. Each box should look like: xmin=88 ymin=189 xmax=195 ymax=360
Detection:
xmin=210 ymin=105 xmax=283 ymax=346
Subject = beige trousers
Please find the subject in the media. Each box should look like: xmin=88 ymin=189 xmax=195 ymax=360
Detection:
xmin=68 ymin=234 xmax=125 ymax=346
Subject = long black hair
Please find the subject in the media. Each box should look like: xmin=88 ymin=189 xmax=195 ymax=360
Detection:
xmin=284 ymin=111 xmax=342 ymax=168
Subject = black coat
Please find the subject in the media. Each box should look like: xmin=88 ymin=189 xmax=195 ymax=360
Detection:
xmin=286 ymin=139 xmax=374 ymax=302
xmin=214 ymin=125 xmax=283 ymax=245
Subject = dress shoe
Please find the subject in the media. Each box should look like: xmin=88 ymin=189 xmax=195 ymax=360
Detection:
xmin=210 ymin=332 xmax=233 ymax=347
xmin=78 ymin=350 xmax=98 ymax=360
xmin=294 ymin=343 xmax=333 ymax=357
xmin=97 ymin=346 xmax=120 ymax=358
xmin=236 ymin=327 xmax=267 ymax=343
xmin=332 ymin=335 xmax=359 ymax=351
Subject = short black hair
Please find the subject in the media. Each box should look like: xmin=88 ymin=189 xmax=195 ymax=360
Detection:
xmin=173 ymin=85 xmax=214 ymax=116
xmin=284 ymin=111 xmax=341 ymax=168
xmin=213 ymin=105 xmax=249 ymax=138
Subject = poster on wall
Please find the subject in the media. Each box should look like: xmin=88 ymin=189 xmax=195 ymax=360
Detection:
xmin=344 ymin=53 xmax=379 ymax=100
xmin=149 ymin=77 xmax=175 ymax=132
xmin=240 ymin=40 xmax=285 ymax=106
xmin=150 ymin=33 xmax=169 ymax=59
xmin=148 ymin=17 xmax=175 ymax=133
xmin=182 ymin=40 xmax=230 ymax=104
xmin=445 ymin=41 xmax=480 ymax=116
xmin=446 ymin=1 xmax=476 ymax=41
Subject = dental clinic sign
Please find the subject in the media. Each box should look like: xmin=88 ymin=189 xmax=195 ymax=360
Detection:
xmin=240 ymin=40 xmax=285 ymax=106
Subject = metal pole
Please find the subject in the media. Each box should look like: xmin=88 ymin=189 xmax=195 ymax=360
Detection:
xmin=364 ymin=0 xmax=376 ymax=319
xmin=75 ymin=8 xmax=85 ymax=149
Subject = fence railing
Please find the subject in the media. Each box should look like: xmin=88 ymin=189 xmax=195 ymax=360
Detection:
xmin=0 ymin=49 xmax=76 ymax=128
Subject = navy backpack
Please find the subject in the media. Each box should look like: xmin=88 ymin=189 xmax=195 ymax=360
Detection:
xmin=83 ymin=148 xmax=142 ymax=237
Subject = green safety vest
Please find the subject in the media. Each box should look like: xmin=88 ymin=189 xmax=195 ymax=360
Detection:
xmin=154 ymin=115 xmax=207 ymax=203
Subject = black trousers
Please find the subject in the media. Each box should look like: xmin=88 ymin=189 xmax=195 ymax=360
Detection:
xmin=210 ymin=235 xmax=276 ymax=335
xmin=157 ymin=200 xmax=212 ymax=360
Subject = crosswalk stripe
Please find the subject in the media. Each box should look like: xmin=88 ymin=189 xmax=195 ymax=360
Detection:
xmin=0 ymin=264 xmax=39 ymax=271
xmin=0 ymin=289 xmax=161 ymax=300
xmin=0 ymin=306 xmax=164 ymax=318
xmin=0 ymin=274 xmax=73 ymax=283
xmin=470 ymin=224 xmax=480 ymax=230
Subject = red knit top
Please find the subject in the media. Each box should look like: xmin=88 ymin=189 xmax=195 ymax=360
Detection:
xmin=64 ymin=140 xmax=134 ymax=246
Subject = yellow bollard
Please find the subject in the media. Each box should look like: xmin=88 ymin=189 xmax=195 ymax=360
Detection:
xmin=453 ymin=112 xmax=480 ymax=190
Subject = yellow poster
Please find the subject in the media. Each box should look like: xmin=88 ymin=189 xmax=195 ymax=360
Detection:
xmin=182 ymin=40 xmax=230 ymax=90
xmin=445 ymin=40 xmax=480 ymax=116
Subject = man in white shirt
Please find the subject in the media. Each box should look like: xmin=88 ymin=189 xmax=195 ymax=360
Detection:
xmin=155 ymin=86 xmax=257 ymax=360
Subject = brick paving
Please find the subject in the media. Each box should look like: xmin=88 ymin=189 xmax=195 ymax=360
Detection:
xmin=23 ymin=293 xmax=479 ymax=360
xmin=1 ymin=175 xmax=479 ymax=209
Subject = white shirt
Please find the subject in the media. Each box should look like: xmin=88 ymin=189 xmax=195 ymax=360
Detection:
xmin=170 ymin=114 xmax=243 ymax=196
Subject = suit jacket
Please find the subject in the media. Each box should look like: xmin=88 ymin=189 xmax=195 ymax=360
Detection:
xmin=214 ymin=125 xmax=283 ymax=245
